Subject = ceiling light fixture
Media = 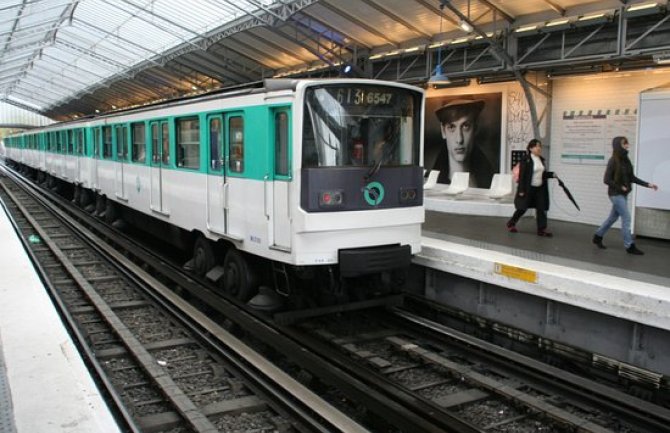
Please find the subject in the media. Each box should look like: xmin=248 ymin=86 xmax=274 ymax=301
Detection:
xmin=515 ymin=25 xmax=538 ymax=33
xmin=428 ymin=6 xmax=450 ymax=86
xmin=627 ymin=2 xmax=659 ymax=12
xmin=653 ymin=52 xmax=670 ymax=65
xmin=624 ymin=2 xmax=663 ymax=17
xmin=546 ymin=18 xmax=569 ymax=27
xmin=459 ymin=19 xmax=473 ymax=33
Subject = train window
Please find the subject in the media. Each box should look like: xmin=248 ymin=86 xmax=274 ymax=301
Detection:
xmin=93 ymin=128 xmax=101 ymax=158
xmin=103 ymin=126 xmax=113 ymax=159
xmin=228 ymin=116 xmax=244 ymax=173
xmin=275 ymin=111 xmax=289 ymax=176
xmin=151 ymin=123 xmax=159 ymax=162
xmin=161 ymin=122 xmax=170 ymax=165
xmin=209 ymin=117 xmax=222 ymax=171
xmin=303 ymin=85 xmax=420 ymax=168
xmin=116 ymin=125 xmax=128 ymax=161
xmin=76 ymin=129 xmax=84 ymax=155
xmin=176 ymin=117 xmax=200 ymax=169
xmin=67 ymin=130 xmax=74 ymax=154
xmin=131 ymin=123 xmax=146 ymax=163
xmin=57 ymin=131 xmax=64 ymax=153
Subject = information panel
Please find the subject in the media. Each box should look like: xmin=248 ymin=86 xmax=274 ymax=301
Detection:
xmin=561 ymin=110 xmax=637 ymax=165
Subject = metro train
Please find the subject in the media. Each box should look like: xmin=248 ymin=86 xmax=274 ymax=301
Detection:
xmin=3 ymin=78 xmax=425 ymax=307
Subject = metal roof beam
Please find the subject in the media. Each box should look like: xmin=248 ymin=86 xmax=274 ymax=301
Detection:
xmin=360 ymin=0 xmax=432 ymax=39
xmin=0 ymin=0 xmax=28 ymax=59
xmin=41 ymin=52 xmax=108 ymax=80
xmin=291 ymin=12 xmax=371 ymax=50
xmin=160 ymin=60 xmax=214 ymax=89
xmin=276 ymin=26 xmax=342 ymax=66
xmin=318 ymin=0 xmax=400 ymax=46
xmin=109 ymin=0 xmax=207 ymax=52
xmin=70 ymin=19 xmax=162 ymax=61
xmin=58 ymin=28 xmax=139 ymax=64
xmin=19 ymin=74 xmax=81 ymax=96
xmin=110 ymin=80 xmax=160 ymax=100
xmin=541 ymin=0 xmax=566 ymax=16
xmin=177 ymin=52 xmax=250 ymax=83
xmin=54 ymin=39 xmax=132 ymax=76
xmin=139 ymin=68 xmax=185 ymax=88
xmin=0 ymin=17 xmax=62 ymax=38
xmin=89 ymin=86 xmax=133 ymax=105
xmin=410 ymin=0 xmax=459 ymax=27
xmin=3 ymin=0 xmax=79 ymax=94
xmin=0 ymin=97 xmax=45 ymax=116
xmin=0 ymin=49 xmax=36 ymax=64
xmin=224 ymin=37 xmax=292 ymax=68
xmin=33 ymin=63 xmax=93 ymax=88
xmin=12 ymin=81 xmax=67 ymax=100
xmin=221 ymin=0 xmax=276 ymax=26
xmin=0 ymin=63 xmax=29 ymax=75
xmin=55 ymin=0 xmax=317 ymax=114
xmin=190 ymin=50 xmax=256 ymax=81
xmin=477 ymin=0 xmax=514 ymax=23
xmin=0 ymin=35 xmax=52 ymax=57
xmin=206 ymin=43 xmax=270 ymax=73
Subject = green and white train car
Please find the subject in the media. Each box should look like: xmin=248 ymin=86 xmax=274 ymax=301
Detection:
xmin=4 ymin=78 xmax=425 ymax=304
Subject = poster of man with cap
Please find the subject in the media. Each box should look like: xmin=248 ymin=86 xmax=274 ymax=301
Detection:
xmin=426 ymin=92 xmax=502 ymax=187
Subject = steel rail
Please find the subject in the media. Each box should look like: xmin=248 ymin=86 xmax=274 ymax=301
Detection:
xmin=1 ymin=165 xmax=370 ymax=433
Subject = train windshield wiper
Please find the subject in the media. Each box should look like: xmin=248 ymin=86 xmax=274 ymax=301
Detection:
xmin=365 ymin=158 xmax=383 ymax=181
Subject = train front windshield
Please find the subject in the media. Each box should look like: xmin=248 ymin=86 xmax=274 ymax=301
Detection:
xmin=302 ymin=85 xmax=421 ymax=168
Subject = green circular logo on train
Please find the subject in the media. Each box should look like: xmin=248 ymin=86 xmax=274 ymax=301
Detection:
xmin=363 ymin=181 xmax=385 ymax=206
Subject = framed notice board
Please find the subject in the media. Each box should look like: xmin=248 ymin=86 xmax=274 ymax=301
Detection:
xmin=511 ymin=150 xmax=526 ymax=169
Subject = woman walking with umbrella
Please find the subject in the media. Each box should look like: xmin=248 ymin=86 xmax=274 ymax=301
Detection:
xmin=592 ymin=136 xmax=658 ymax=255
xmin=507 ymin=139 xmax=557 ymax=236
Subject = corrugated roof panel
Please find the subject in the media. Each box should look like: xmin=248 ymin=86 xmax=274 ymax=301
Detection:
xmin=0 ymin=101 xmax=54 ymax=126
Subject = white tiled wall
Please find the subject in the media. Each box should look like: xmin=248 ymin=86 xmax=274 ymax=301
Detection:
xmin=548 ymin=69 xmax=670 ymax=228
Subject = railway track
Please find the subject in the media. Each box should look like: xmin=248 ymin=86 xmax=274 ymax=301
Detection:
xmin=287 ymin=307 xmax=670 ymax=433
xmin=4 ymin=163 xmax=670 ymax=433
xmin=0 ymin=167 xmax=368 ymax=433
xmin=2 ymin=165 xmax=482 ymax=433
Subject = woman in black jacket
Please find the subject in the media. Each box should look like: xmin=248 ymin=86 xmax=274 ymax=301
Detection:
xmin=506 ymin=139 xmax=556 ymax=236
xmin=592 ymin=136 xmax=658 ymax=255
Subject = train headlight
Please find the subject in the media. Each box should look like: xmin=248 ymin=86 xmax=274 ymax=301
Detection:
xmin=399 ymin=187 xmax=418 ymax=203
xmin=319 ymin=190 xmax=344 ymax=208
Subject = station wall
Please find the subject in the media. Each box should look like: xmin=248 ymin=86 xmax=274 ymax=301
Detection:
xmin=426 ymin=67 xmax=670 ymax=238
xmin=549 ymin=68 xmax=670 ymax=238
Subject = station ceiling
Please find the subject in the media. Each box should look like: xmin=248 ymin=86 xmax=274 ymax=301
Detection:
xmin=1 ymin=0 xmax=669 ymax=121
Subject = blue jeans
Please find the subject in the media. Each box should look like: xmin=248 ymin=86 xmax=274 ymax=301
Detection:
xmin=595 ymin=194 xmax=632 ymax=248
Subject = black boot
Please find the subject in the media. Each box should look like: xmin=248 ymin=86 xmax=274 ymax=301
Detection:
xmin=592 ymin=234 xmax=606 ymax=249
xmin=626 ymin=244 xmax=644 ymax=255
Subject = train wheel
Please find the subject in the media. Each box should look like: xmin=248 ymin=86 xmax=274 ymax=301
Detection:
xmin=192 ymin=236 xmax=215 ymax=277
xmin=223 ymin=249 xmax=255 ymax=302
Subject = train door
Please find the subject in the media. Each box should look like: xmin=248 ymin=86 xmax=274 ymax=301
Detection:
xmin=67 ymin=130 xmax=77 ymax=181
xmin=206 ymin=114 xmax=227 ymax=234
xmin=115 ymin=125 xmax=128 ymax=200
xmin=74 ymin=129 xmax=81 ymax=182
xmin=271 ymin=108 xmax=292 ymax=251
xmin=150 ymin=120 xmax=169 ymax=214
xmin=91 ymin=127 xmax=100 ymax=190
xmin=54 ymin=131 xmax=62 ymax=176
xmin=39 ymin=134 xmax=46 ymax=170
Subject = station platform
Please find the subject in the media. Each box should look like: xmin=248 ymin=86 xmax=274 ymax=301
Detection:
xmin=418 ymin=209 xmax=670 ymax=331
xmin=0 ymin=206 xmax=121 ymax=433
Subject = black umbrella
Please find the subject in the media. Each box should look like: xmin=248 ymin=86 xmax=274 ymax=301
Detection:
xmin=556 ymin=178 xmax=580 ymax=211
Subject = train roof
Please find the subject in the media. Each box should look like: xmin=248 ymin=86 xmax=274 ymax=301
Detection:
xmin=10 ymin=79 xmax=423 ymax=135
